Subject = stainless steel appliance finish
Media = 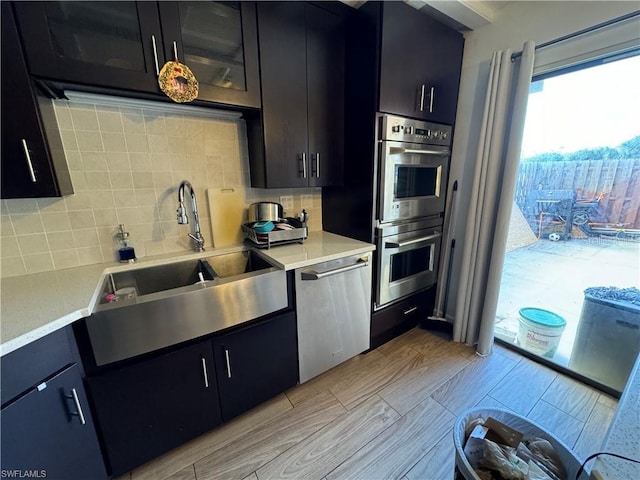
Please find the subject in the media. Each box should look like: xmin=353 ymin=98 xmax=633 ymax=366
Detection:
xmin=86 ymin=251 xmax=288 ymax=366
xmin=376 ymin=216 xmax=442 ymax=309
xmin=247 ymin=202 xmax=284 ymax=222
xmin=378 ymin=114 xmax=451 ymax=224
xmin=295 ymin=253 xmax=372 ymax=383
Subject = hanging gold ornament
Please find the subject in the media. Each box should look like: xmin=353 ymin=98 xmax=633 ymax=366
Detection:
xmin=158 ymin=59 xmax=199 ymax=103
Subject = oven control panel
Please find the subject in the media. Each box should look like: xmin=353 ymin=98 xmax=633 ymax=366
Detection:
xmin=380 ymin=114 xmax=452 ymax=146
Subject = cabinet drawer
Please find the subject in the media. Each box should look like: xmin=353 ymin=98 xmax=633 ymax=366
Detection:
xmin=1 ymin=328 xmax=74 ymax=406
xmin=371 ymin=287 xmax=435 ymax=348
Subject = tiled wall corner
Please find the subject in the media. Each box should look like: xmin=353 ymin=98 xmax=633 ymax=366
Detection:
xmin=0 ymin=95 xmax=323 ymax=278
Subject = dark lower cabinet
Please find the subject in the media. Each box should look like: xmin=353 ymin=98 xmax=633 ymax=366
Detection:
xmin=0 ymin=364 xmax=107 ymax=480
xmin=87 ymin=340 xmax=221 ymax=476
xmin=213 ymin=311 xmax=298 ymax=421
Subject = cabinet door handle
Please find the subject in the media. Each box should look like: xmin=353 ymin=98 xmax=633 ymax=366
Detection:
xmin=314 ymin=153 xmax=320 ymax=178
xmin=173 ymin=41 xmax=179 ymax=62
xmin=419 ymin=84 xmax=426 ymax=112
xmin=201 ymin=357 xmax=210 ymax=388
xmin=21 ymin=139 xmax=37 ymax=183
xmin=224 ymin=349 xmax=232 ymax=379
xmin=151 ymin=35 xmax=160 ymax=75
xmin=428 ymin=86 xmax=435 ymax=113
xmin=299 ymin=153 xmax=307 ymax=179
xmin=70 ymin=388 xmax=87 ymax=425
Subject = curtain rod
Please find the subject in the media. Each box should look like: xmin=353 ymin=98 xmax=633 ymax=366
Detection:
xmin=511 ymin=10 xmax=640 ymax=61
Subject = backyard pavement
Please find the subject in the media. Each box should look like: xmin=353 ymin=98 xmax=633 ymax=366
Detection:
xmin=495 ymin=236 xmax=640 ymax=368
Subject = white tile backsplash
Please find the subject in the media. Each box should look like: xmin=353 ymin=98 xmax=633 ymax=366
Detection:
xmin=0 ymin=94 xmax=323 ymax=278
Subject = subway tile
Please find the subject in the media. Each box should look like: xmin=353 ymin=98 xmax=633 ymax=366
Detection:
xmin=106 ymin=152 xmax=131 ymax=171
xmin=68 ymin=211 xmax=96 ymax=229
xmin=77 ymin=246 xmax=104 ymax=266
xmin=93 ymin=209 xmax=118 ymax=228
xmin=148 ymin=135 xmax=170 ymax=154
xmin=71 ymin=108 xmax=99 ymax=131
xmin=98 ymin=111 xmax=124 ymax=133
xmin=1 ymin=236 xmax=21 ymax=257
xmin=85 ymin=172 xmax=111 ymax=190
xmin=69 ymin=171 xmax=89 ymax=191
xmin=52 ymin=250 xmax=80 ymax=270
xmin=121 ymin=113 xmax=146 ymax=134
xmin=1 ymin=256 xmax=27 ymax=277
xmin=90 ymin=191 xmax=116 ymax=210
xmin=16 ymin=233 xmax=49 ymax=255
xmin=135 ymin=189 xmax=158 ymax=207
xmin=36 ymin=198 xmax=67 ymax=213
xmin=103 ymin=132 xmax=127 ymax=152
xmin=10 ymin=214 xmax=44 ymax=235
xmin=130 ymin=153 xmax=152 ymax=172
xmin=42 ymin=212 xmax=72 ymax=232
xmin=73 ymin=229 xmax=100 ymax=248
xmin=53 ymin=104 xmax=74 ymax=129
xmin=23 ymin=252 xmax=54 ymax=274
xmin=116 ymin=208 xmax=140 ymax=226
xmin=113 ymin=190 xmax=137 ymax=208
xmin=81 ymin=152 xmax=108 ymax=171
xmin=125 ymin=134 xmax=149 ymax=153
xmin=152 ymin=171 xmax=173 ymax=189
xmin=5 ymin=199 xmax=39 ymax=215
xmin=47 ymin=231 xmax=76 ymax=251
xmin=133 ymin=173 xmax=154 ymax=189
xmin=65 ymin=192 xmax=94 ymax=211
xmin=1 ymin=213 xmax=16 ymax=236
xmin=65 ymin=151 xmax=84 ymax=171
xmin=152 ymin=153 xmax=172 ymax=171
xmin=168 ymin=137 xmax=187 ymax=155
xmin=110 ymin=172 xmax=135 ymax=190
xmin=59 ymin=129 xmax=79 ymax=151
xmin=76 ymin=131 xmax=104 ymax=152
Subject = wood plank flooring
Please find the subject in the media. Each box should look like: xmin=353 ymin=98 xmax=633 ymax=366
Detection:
xmin=122 ymin=327 xmax=618 ymax=480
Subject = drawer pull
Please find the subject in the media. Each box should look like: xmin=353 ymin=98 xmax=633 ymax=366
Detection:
xmin=225 ymin=349 xmax=232 ymax=379
xmin=70 ymin=388 xmax=86 ymax=425
xmin=151 ymin=35 xmax=160 ymax=76
xmin=403 ymin=306 xmax=418 ymax=315
xmin=21 ymin=139 xmax=37 ymax=182
xmin=201 ymin=357 xmax=210 ymax=388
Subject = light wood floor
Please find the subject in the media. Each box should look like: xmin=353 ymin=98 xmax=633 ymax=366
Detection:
xmin=120 ymin=327 xmax=618 ymax=480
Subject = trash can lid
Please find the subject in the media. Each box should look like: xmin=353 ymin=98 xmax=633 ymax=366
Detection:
xmin=519 ymin=308 xmax=566 ymax=327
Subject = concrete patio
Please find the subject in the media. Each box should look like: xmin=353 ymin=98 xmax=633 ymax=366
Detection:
xmin=494 ymin=236 xmax=640 ymax=369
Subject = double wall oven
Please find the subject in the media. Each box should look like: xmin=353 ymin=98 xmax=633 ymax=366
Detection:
xmin=375 ymin=114 xmax=451 ymax=310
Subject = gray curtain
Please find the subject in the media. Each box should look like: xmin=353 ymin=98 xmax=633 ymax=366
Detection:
xmin=453 ymin=41 xmax=536 ymax=355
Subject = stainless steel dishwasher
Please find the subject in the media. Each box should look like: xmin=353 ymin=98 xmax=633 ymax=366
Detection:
xmin=295 ymin=252 xmax=372 ymax=383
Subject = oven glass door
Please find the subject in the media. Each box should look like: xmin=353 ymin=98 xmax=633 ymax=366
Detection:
xmin=379 ymin=141 xmax=449 ymax=223
xmin=376 ymin=228 xmax=441 ymax=307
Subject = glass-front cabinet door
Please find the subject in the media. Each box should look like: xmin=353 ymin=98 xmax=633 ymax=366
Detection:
xmin=158 ymin=1 xmax=260 ymax=108
xmin=13 ymin=1 xmax=165 ymax=93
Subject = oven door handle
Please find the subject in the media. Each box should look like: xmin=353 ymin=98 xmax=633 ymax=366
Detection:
xmin=389 ymin=147 xmax=449 ymax=156
xmin=385 ymin=232 xmax=440 ymax=248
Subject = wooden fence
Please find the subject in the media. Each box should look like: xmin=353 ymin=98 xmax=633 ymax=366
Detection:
xmin=514 ymin=158 xmax=640 ymax=228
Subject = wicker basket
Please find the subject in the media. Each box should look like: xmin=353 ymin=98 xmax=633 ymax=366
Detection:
xmin=453 ymin=407 xmax=584 ymax=480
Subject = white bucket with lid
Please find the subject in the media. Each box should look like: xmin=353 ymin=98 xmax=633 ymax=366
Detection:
xmin=517 ymin=307 xmax=566 ymax=358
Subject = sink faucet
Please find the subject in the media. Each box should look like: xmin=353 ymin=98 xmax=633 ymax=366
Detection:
xmin=177 ymin=180 xmax=205 ymax=252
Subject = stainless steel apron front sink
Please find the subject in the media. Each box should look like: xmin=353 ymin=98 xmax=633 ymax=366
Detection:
xmin=86 ymin=251 xmax=287 ymax=366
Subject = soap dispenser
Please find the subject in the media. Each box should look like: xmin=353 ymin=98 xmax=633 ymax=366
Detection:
xmin=116 ymin=224 xmax=136 ymax=263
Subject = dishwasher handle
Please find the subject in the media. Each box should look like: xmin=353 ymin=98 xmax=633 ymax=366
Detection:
xmin=301 ymin=258 xmax=369 ymax=280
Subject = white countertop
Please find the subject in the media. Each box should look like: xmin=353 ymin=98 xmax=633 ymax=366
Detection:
xmin=0 ymin=232 xmax=374 ymax=356
xmin=590 ymin=353 xmax=640 ymax=480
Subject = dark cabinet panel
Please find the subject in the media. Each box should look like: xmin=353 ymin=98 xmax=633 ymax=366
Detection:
xmin=87 ymin=340 xmax=221 ymax=476
xmin=248 ymin=1 xmax=345 ymax=188
xmin=158 ymin=1 xmax=260 ymax=108
xmin=1 ymin=3 xmax=72 ymax=199
xmin=213 ymin=311 xmax=298 ymax=421
xmin=1 ymin=364 xmax=107 ymax=480
xmin=13 ymin=1 xmax=165 ymax=94
xmin=378 ymin=2 xmax=464 ymax=124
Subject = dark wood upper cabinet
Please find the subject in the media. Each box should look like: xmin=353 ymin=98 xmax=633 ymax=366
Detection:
xmin=12 ymin=1 xmax=165 ymax=94
xmin=1 ymin=2 xmax=73 ymax=199
xmin=247 ymin=1 xmax=345 ymax=188
xmin=377 ymin=2 xmax=464 ymax=125
xmin=12 ymin=1 xmax=260 ymax=108
xmin=158 ymin=1 xmax=260 ymax=108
